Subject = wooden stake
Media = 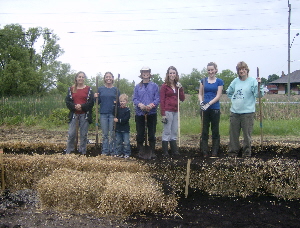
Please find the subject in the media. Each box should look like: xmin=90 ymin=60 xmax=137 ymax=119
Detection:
xmin=184 ymin=159 xmax=191 ymax=198
xmin=178 ymin=87 xmax=181 ymax=147
xmin=0 ymin=148 xmax=5 ymax=190
xmin=95 ymin=76 xmax=99 ymax=147
xmin=257 ymin=67 xmax=263 ymax=149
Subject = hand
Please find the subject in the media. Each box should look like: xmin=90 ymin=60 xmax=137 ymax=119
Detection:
xmin=176 ymin=82 xmax=182 ymax=89
xmin=201 ymin=103 xmax=210 ymax=111
xmin=161 ymin=116 xmax=168 ymax=124
xmin=146 ymin=103 xmax=155 ymax=111
xmin=75 ymin=104 xmax=82 ymax=111
xmin=114 ymin=118 xmax=118 ymax=123
xmin=256 ymin=77 xmax=261 ymax=83
xmin=94 ymin=93 xmax=98 ymax=98
xmin=138 ymin=103 xmax=147 ymax=111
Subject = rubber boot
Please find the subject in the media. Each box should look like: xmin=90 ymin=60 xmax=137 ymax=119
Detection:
xmin=137 ymin=142 xmax=144 ymax=157
xmin=149 ymin=141 xmax=157 ymax=159
xmin=162 ymin=141 xmax=169 ymax=157
xmin=200 ymin=139 xmax=209 ymax=158
xmin=211 ymin=139 xmax=220 ymax=157
xmin=170 ymin=140 xmax=180 ymax=155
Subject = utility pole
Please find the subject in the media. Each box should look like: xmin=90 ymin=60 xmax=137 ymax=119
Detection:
xmin=287 ymin=1 xmax=291 ymax=100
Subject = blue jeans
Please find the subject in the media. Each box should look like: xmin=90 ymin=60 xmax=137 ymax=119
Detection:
xmin=115 ymin=132 xmax=131 ymax=156
xmin=66 ymin=114 xmax=89 ymax=154
xmin=100 ymin=113 xmax=115 ymax=155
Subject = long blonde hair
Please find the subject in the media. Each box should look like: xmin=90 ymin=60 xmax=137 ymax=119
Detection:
xmin=164 ymin=66 xmax=179 ymax=87
xmin=72 ymin=71 xmax=86 ymax=93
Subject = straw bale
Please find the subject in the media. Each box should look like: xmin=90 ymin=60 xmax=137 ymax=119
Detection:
xmin=3 ymin=154 xmax=148 ymax=191
xmin=264 ymin=158 xmax=300 ymax=199
xmin=0 ymin=141 xmax=65 ymax=154
xmin=37 ymin=168 xmax=106 ymax=213
xmin=98 ymin=172 xmax=178 ymax=216
xmin=190 ymin=158 xmax=300 ymax=199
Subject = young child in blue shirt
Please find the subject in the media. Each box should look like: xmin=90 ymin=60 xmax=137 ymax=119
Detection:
xmin=113 ymin=94 xmax=131 ymax=158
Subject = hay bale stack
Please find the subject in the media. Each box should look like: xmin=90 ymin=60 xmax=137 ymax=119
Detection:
xmin=37 ymin=168 xmax=106 ymax=214
xmin=4 ymin=154 xmax=148 ymax=191
xmin=37 ymin=169 xmax=177 ymax=217
xmin=190 ymin=158 xmax=300 ymax=199
xmin=98 ymin=172 xmax=178 ymax=216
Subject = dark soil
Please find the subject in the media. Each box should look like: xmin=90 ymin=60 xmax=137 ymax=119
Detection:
xmin=1 ymin=127 xmax=300 ymax=228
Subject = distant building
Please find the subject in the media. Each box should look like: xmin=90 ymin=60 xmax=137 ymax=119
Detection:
xmin=266 ymin=84 xmax=278 ymax=94
xmin=269 ymin=70 xmax=300 ymax=95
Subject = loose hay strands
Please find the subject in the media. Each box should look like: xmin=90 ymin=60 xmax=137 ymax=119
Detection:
xmin=4 ymin=154 xmax=148 ymax=191
xmin=98 ymin=172 xmax=178 ymax=217
xmin=190 ymin=158 xmax=300 ymax=199
xmin=37 ymin=168 xmax=106 ymax=213
xmin=37 ymin=170 xmax=177 ymax=217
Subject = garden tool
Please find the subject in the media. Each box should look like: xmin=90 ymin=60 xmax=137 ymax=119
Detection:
xmin=138 ymin=113 xmax=152 ymax=159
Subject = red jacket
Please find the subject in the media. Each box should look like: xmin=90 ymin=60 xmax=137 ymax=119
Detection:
xmin=160 ymin=83 xmax=185 ymax=116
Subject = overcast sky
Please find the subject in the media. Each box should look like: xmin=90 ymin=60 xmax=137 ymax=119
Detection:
xmin=1 ymin=0 xmax=300 ymax=83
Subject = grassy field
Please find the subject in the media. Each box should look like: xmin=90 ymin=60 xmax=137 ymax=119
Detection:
xmin=1 ymin=94 xmax=300 ymax=137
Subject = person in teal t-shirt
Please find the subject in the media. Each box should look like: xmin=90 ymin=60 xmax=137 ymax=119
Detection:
xmin=226 ymin=61 xmax=265 ymax=158
xmin=198 ymin=62 xmax=224 ymax=157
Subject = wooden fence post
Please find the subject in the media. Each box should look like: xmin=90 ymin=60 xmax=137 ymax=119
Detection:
xmin=0 ymin=148 xmax=5 ymax=190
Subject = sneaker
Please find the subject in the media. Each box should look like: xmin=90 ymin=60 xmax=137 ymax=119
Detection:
xmin=124 ymin=155 xmax=130 ymax=159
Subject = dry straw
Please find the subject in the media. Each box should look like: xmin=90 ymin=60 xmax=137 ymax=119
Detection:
xmin=37 ymin=168 xmax=106 ymax=214
xmin=3 ymin=154 xmax=177 ymax=217
xmin=190 ymin=158 xmax=300 ymax=199
xmin=37 ymin=170 xmax=177 ymax=216
xmin=3 ymin=154 xmax=148 ymax=191
xmin=98 ymin=172 xmax=178 ymax=216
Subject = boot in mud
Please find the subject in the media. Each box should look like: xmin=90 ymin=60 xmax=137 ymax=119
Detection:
xmin=200 ymin=139 xmax=209 ymax=158
xmin=149 ymin=141 xmax=157 ymax=159
xmin=137 ymin=142 xmax=144 ymax=158
xmin=211 ymin=138 xmax=220 ymax=157
xmin=170 ymin=140 xmax=180 ymax=156
xmin=162 ymin=141 xmax=169 ymax=157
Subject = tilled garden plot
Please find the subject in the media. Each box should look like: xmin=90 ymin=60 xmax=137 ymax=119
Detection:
xmin=0 ymin=127 xmax=300 ymax=228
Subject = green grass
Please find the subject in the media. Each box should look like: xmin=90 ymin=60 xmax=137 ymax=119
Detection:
xmin=1 ymin=94 xmax=300 ymax=137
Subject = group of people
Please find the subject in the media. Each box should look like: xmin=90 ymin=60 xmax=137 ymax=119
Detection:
xmin=65 ymin=61 xmax=264 ymax=159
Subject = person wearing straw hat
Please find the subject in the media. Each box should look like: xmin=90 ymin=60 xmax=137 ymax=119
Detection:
xmin=226 ymin=61 xmax=265 ymax=158
xmin=160 ymin=66 xmax=185 ymax=157
xmin=94 ymin=72 xmax=120 ymax=156
xmin=198 ymin=62 xmax=224 ymax=158
xmin=133 ymin=66 xmax=160 ymax=158
xmin=65 ymin=71 xmax=94 ymax=155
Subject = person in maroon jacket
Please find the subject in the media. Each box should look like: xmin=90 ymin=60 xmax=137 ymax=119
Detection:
xmin=160 ymin=66 xmax=185 ymax=156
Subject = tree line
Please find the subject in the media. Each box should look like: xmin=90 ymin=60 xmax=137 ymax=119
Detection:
xmin=0 ymin=24 xmax=279 ymax=97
